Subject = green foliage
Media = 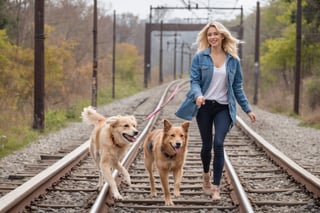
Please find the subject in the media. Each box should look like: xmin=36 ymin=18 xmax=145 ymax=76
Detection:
xmin=0 ymin=80 xmax=144 ymax=159
xmin=299 ymin=122 xmax=320 ymax=129
xmin=0 ymin=28 xmax=79 ymax=158
xmin=0 ymin=0 xmax=7 ymax=29
xmin=65 ymin=101 xmax=90 ymax=121
xmin=0 ymin=126 xmax=39 ymax=158
xmin=301 ymin=42 xmax=320 ymax=77
xmin=114 ymin=81 xmax=143 ymax=98
xmin=45 ymin=38 xmax=76 ymax=105
xmin=45 ymin=110 xmax=68 ymax=131
xmin=261 ymin=35 xmax=295 ymax=71
xmin=0 ymin=26 xmax=145 ymax=159
xmin=260 ymin=0 xmax=320 ymax=93
xmin=0 ymin=29 xmax=33 ymax=111
xmin=305 ymin=78 xmax=320 ymax=109
xmin=260 ymin=0 xmax=296 ymax=71
xmin=0 ymin=2 xmax=148 ymax=159
xmin=97 ymin=79 xmax=143 ymax=105
xmin=0 ymin=27 xmax=78 ymax=112
xmin=260 ymin=26 xmax=296 ymax=91
xmin=97 ymin=87 xmax=114 ymax=105
xmin=259 ymin=0 xmax=291 ymax=40
xmin=115 ymin=43 xmax=143 ymax=87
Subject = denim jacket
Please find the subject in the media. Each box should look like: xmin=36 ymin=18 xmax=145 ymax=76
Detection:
xmin=175 ymin=47 xmax=252 ymax=129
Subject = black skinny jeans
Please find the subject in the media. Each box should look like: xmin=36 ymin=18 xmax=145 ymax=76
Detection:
xmin=196 ymin=100 xmax=232 ymax=185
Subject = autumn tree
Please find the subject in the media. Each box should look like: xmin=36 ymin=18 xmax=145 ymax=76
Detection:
xmin=114 ymin=42 xmax=143 ymax=86
xmin=115 ymin=13 xmax=145 ymax=54
xmin=0 ymin=0 xmax=7 ymax=29
xmin=0 ymin=29 xmax=33 ymax=130
xmin=258 ymin=0 xmax=320 ymax=111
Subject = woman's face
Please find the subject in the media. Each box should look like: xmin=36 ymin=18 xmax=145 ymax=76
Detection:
xmin=207 ymin=26 xmax=224 ymax=48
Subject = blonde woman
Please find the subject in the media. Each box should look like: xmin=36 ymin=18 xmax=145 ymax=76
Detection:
xmin=175 ymin=21 xmax=256 ymax=201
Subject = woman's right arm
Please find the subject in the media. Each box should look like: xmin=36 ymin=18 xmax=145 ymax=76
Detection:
xmin=189 ymin=54 xmax=203 ymax=101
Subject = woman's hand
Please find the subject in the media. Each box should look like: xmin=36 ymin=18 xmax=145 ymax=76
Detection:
xmin=248 ymin=112 xmax=256 ymax=123
xmin=196 ymin=96 xmax=205 ymax=106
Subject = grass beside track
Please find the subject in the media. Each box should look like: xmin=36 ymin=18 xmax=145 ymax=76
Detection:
xmin=0 ymin=83 xmax=143 ymax=159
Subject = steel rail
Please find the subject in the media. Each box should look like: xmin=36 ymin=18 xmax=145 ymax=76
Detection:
xmin=236 ymin=115 xmax=320 ymax=198
xmin=0 ymin=141 xmax=89 ymax=213
xmin=90 ymin=80 xmax=184 ymax=213
xmin=224 ymin=152 xmax=254 ymax=213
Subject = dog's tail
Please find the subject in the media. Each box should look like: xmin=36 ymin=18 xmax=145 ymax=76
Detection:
xmin=81 ymin=106 xmax=106 ymax=126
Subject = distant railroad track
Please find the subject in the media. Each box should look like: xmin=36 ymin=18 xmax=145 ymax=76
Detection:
xmin=0 ymin=80 xmax=319 ymax=212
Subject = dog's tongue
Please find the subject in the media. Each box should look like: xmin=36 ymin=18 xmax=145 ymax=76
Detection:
xmin=174 ymin=147 xmax=181 ymax=153
xmin=128 ymin=135 xmax=137 ymax=142
xmin=124 ymin=134 xmax=137 ymax=142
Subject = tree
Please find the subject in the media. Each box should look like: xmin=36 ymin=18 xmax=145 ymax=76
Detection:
xmin=114 ymin=42 xmax=143 ymax=86
xmin=260 ymin=25 xmax=296 ymax=89
xmin=0 ymin=0 xmax=8 ymax=29
xmin=0 ymin=29 xmax=33 ymax=115
xmin=258 ymin=0 xmax=320 ymax=111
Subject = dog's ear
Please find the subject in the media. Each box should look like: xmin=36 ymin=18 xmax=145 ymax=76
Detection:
xmin=105 ymin=116 xmax=119 ymax=126
xmin=181 ymin=121 xmax=190 ymax=133
xmin=129 ymin=115 xmax=137 ymax=124
xmin=163 ymin=119 xmax=172 ymax=132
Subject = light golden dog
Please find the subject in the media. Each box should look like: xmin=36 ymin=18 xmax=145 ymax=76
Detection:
xmin=81 ymin=106 xmax=139 ymax=200
xmin=143 ymin=119 xmax=190 ymax=206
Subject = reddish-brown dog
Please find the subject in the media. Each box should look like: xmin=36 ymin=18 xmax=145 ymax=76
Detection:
xmin=143 ymin=119 xmax=190 ymax=205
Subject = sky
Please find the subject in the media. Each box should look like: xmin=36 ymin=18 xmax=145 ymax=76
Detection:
xmin=101 ymin=0 xmax=268 ymax=21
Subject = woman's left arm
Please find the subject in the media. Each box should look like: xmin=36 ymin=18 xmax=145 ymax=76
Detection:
xmin=247 ymin=111 xmax=256 ymax=122
xmin=232 ymin=61 xmax=250 ymax=110
xmin=233 ymin=62 xmax=256 ymax=122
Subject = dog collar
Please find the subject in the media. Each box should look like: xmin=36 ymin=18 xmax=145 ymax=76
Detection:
xmin=161 ymin=146 xmax=176 ymax=159
xmin=111 ymin=134 xmax=123 ymax=148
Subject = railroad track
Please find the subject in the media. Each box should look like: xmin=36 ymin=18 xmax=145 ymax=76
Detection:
xmin=0 ymin=80 xmax=320 ymax=212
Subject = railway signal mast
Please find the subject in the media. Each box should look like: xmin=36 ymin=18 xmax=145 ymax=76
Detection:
xmin=144 ymin=4 xmax=243 ymax=88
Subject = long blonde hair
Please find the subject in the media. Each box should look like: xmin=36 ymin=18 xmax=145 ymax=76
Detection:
xmin=196 ymin=21 xmax=241 ymax=60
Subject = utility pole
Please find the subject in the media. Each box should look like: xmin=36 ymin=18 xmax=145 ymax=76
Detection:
xmin=294 ymin=0 xmax=301 ymax=114
xmin=33 ymin=0 xmax=45 ymax=130
xmin=167 ymin=40 xmax=190 ymax=80
xmin=159 ymin=21 xmax=163 ymax=84
xmin=253 ymin=1 xmax=260 ymax=105
xmin=173 ymin=32 xmax=177 ymax=80
xmin=155 ymin=32 xmax=180 ymax=83
xmin=91 ymin=0 xmax=98 ymax=107
xmin=112 ymin=10 xmax=116 ymax=98
xmin=180 ymin=42 xmax=184 ymax=78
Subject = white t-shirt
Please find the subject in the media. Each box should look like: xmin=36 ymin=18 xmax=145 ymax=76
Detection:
xmin=204 ymin=62 xmax=228 ymax=104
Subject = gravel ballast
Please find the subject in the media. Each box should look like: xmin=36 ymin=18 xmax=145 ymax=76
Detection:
xmin=1 ymin=83 xmax=319 ymax=189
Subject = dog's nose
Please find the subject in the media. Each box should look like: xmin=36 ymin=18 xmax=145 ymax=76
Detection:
xmin=133 ymin=130 xmax=139 ymax=136
xmin=176 ymin=142 xmax=181 ymax=147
